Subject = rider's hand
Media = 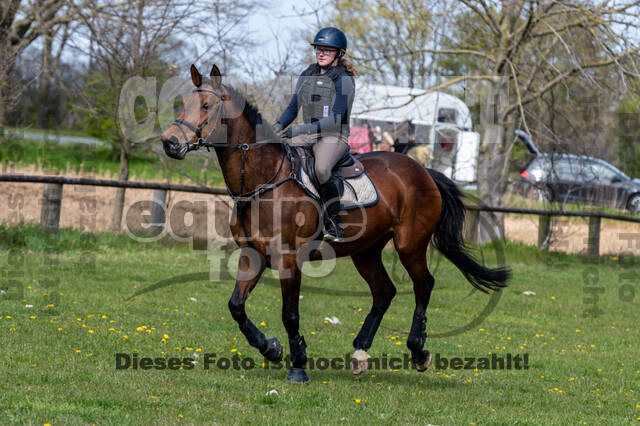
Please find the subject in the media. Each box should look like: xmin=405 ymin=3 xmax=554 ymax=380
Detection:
xmin=272 ymin=122 xmax=283 ymax=134
xmin=283 ymin=126 xmax=294 ymax=139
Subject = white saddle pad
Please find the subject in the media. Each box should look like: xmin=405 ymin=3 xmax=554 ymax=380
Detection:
xmin=300 ymin=168 xmax=378 ymax=210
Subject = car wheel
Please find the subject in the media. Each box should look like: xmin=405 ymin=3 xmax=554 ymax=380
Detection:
xmin=628 ymin=194 xmax=640 ymax=215
xmin=532 ymin=186 xmax=553 ymax=202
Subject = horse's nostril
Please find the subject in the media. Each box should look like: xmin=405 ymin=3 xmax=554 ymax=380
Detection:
xmin=168 ymin=135 xmax=179 ymax=146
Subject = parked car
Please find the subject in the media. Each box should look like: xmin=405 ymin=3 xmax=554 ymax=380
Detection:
xmin=512 ymin=133 xmax=640 ymax=214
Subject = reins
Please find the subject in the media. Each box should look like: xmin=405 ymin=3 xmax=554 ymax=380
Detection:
xmin=170 ymin=85 xmax=302 ymax=243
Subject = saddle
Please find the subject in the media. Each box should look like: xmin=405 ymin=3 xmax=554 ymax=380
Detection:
xmin=295 ymin=147 xmax=365 ymax=192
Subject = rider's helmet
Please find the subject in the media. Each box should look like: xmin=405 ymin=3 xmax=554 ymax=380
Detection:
xmin=311 ymin=27 xmax=347 ymax=56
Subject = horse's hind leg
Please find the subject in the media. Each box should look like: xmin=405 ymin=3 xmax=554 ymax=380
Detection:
xmin=350 ymin=237 xmax=397 ymax=374
xmin=394 ymin=230 xmax=435 ymax=371
xmin=228 ymin=248 xmax=282 ymax=363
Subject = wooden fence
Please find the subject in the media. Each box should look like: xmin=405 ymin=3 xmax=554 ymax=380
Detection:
xmin=2 ymin=174 xmax=640 ymax=257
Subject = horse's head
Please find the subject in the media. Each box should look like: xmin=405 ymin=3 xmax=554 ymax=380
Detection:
xmin=161 ymin=64 xmax=228 ymax=160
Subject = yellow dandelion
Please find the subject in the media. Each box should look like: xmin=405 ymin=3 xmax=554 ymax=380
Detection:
xmin=259 ymin=321 xmax=266 ymax=326
xmin=57 ymin=327 xmax=62 ymax=331
xmin=145 ymin=329 xmax=152 ymax=334
xmin=102 ymin=315 xmax=107 ymax=319
xmin=77 ymin=318 xmax=82 ymax=321
xmin=46 ymin=304 xmax=54 ymax=308
xmin=108 ymin=327 xmax=115 ymax=331
xmin=163 ymin=334 xmax=169 ymax=339
xmin=569 ymin=377 xmax=574 ymax=381
xmin=123 ymin=335 xmax=128 ymax=339
xmin=186 ymin=347 xmax=193 ymax=351
xmin=87 ymin=314 xmax=94 ymax=318
xmin=311 ymin=331 xmax=316 ymax=335
xmin=29 ymin=315 xmax=36 ymax=319
xmin=5 ymin=316 xmax=11 ymax=319
xmin=161 ymin=338 xmax=166 ymax=343
xmin=551 ymin=296 xmax=556 ymax=300
xmin=196 ymin=348 xmax=202 ymax=352
xmin=88 ymin=330 xmax=94 ymax=334
xmin=354 ymin=399 xmax=361 ymax=403
xmin=576 ymin=329 xmax=581 ymax=333
xmin=395 ymin=341 xmax=402 ymax=345
xmin=230 ymin=348 xmax=236 ymax=352
xmin=178 ymin=414 xmax=184 ymax=418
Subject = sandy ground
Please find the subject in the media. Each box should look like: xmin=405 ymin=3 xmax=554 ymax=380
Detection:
xmin=2 ymin=165 xmax=640 ymax=255
xmin=1 ymin=165 xmax=234 ymax=245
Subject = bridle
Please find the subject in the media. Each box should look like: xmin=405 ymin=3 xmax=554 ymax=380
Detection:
xmin=168 ymin=84 xmax=302 ymax=242
xmin=170 ymin=86 xmax=227 ymax=152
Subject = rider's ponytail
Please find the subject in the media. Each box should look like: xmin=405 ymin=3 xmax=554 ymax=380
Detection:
xmin=339 ymin=57 xmax=358 ymax=77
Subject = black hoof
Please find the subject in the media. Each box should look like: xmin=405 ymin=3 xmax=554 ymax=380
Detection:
xmin=412 ymin=350 xmax=432 ymax=372
xmin=261 ymin=337 xmax=283 ymax=363
xmin=286 ymin=367 xmax=310 ymax=383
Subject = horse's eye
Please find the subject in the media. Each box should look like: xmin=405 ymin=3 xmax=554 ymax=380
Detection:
xmin=203 ymin=103 xmax=211 ymax=110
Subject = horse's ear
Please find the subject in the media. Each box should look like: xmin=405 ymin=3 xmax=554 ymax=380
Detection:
xmin=210 ymin=64 xmax=222 ymax=89
xmin=190 ymin=64 xmax=202 ymax=87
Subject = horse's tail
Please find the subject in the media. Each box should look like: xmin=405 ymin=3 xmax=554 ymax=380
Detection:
xmin=428 ymin=169 xmax=511 ymax=293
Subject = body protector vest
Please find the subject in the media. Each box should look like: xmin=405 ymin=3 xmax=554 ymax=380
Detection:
xmin=297 ymin=64 xmax=354 ymax=135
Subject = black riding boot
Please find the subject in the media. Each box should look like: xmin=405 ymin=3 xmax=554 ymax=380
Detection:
xmin=319 ymin=176 xmax=344 ymax=242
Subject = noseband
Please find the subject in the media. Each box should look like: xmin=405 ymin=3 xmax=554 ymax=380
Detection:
xmin=171 ymin=86 xmax=226 ymax=150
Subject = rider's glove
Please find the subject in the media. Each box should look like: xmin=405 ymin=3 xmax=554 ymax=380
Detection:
xmin=272 ymin=122 xmax=283 ymax=134
xmin=283 ymin=126 xmax=294 ymax=139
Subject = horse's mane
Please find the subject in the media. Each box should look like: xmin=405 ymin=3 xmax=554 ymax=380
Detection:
xmin=223 ymin=84 xmax=280 ymax=143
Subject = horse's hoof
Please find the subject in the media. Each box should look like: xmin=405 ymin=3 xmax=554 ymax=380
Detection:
xmin=413 ymin=350 xmax=432 ymax=372
xmin=261 ymin=337 xmax=283 ymax=363
xmin=351 ymin=349 xmax=371 ymax=375
xmin=286 ymin=367 xmax=310 ymax=383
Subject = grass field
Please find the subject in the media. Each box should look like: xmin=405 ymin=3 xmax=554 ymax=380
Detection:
xmin=1 ymin=223 xmax=639 ymax=424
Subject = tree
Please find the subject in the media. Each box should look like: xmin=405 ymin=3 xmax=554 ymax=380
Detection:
xmin=0 ymin=0 xmax=122 ymax=129
xmin=331 ymin=0 xmax=436 ymax=86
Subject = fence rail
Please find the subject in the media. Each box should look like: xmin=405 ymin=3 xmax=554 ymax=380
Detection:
xmin=0 ymin=174 xmax=227 ymax=195
xmin=2 ymin=174 xmax=639 ymax=257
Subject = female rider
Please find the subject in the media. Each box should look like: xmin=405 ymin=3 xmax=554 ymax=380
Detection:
xmin=272 ymin=27 xmax=357 ymax=242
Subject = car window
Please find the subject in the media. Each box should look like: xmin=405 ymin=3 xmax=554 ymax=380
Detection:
xmin=549 ymin=158 xmax=581 ymax=180
xmin=583 ymin=162 xmax=619 ymax=181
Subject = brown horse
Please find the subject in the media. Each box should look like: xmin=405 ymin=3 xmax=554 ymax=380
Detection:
xmin=161 ymin=64 xmax=510 ymax=382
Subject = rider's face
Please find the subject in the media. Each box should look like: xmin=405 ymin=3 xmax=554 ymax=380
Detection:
xmin=315 ymin=47 xmax=339 ymax=67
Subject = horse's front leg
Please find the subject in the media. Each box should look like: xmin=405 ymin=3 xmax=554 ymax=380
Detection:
xmin=228 ymin=248 xmax=282 ymax=362
xmin=279 ymin=255 xmax=309 ymax=383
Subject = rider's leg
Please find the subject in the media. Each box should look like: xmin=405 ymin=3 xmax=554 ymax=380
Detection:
xmin=312 ymin=135 xmax=349 ymax=241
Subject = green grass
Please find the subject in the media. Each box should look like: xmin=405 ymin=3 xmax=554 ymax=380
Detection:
xmin=1 ymin=223 xmax=638 ymax=424
xmin=0 ymin=136 xmax=225 ymax=186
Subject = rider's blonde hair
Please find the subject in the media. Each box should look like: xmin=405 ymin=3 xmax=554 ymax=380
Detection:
xmin=339 ymin=56 xmax=358 ymax=77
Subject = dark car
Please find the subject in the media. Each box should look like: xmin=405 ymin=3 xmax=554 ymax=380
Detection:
xmin=513 ymin=153 xmax=640 ymax=214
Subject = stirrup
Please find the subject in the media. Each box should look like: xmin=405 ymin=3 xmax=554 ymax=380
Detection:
xmin=322 ymin=218 xmax=344 ymax=242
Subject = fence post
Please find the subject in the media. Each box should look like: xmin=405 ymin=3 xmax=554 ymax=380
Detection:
xmin=587 ymin=216 xmax=601 ymax=258
xmin=538 ymin=215 xmax=551 ymax=249
xmin=41 ymin=183 xmax=63 ymax=232
xmin=150 ymin=189 xmax=167 ymax=233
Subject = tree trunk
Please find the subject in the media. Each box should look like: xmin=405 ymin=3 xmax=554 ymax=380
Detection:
xmin=111 ymin=142 xmax=130 ymax=231
xmin=476 ymin=78 xmax=507 ymax=244
xmin=39 ymin=32 xmax=53 ymax=129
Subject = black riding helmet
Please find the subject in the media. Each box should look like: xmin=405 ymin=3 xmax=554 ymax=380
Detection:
xmin=311 ymin=27 xmax=347 ymax=55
